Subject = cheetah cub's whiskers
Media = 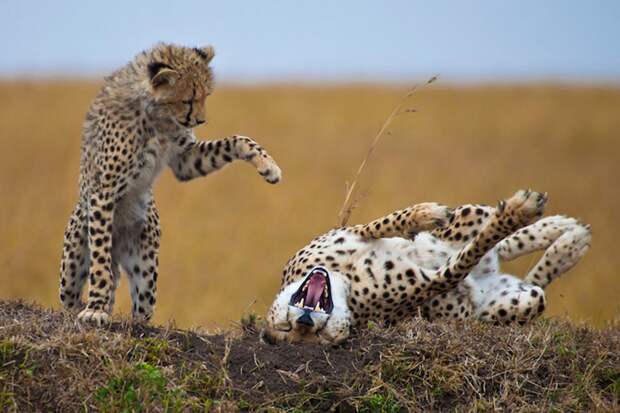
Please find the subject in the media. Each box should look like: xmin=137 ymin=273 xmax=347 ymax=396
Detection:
xmin=264 ymin=190 xmax=591 ymax=344
xmin=59 ymin=43 xmax=282 ymax=325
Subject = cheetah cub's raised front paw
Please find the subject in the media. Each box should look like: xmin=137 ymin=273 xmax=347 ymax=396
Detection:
xmin=255 ymin=154 xmax=282 ymax=184
xmin=498 ymin=189 xmax=547 ymax=228
xmin=77 ymin=308 xmax=110 ymax=326
xmin=235 ymin=135 xmax=282 ymax=184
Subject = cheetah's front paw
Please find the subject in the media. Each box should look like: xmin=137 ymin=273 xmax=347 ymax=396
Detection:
xmin=235 ymin=135 xmax=282 ymax=184
xmin=257 ymin=155 xmax=282 ymax=184
xmin=498 ymin=189 xmax=547 ymax=228
xmin=255 ymin=154 xmax=282 ymax=184
xmin=78 ymin=308 xmax=110 ymax=326
xmin=412 ymin=203 xmax=454 ymax=232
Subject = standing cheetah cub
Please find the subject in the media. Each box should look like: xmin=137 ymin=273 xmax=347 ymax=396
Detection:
xmin=59 ymin=43 xmax=281 ymax=325
xmin=264 ymin=190 xmax=591 ymax=344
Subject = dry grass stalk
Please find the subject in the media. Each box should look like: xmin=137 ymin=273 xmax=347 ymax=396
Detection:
xmin=337 ymin=75 xmax=439 ymax=227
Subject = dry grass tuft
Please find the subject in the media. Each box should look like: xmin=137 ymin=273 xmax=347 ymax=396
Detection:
xmin=0 ymin=300 xmax=618 ymax=412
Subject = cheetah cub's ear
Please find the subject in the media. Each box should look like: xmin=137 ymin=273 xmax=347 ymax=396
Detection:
xmin=193 ymin=46 xmax=215 ymax=63
xmin=148 ymin=62 xmax=180 ymax=88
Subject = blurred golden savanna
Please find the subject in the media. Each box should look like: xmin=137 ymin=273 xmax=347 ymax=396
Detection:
xmin=0 ymin=81 xmax=618 ymax=327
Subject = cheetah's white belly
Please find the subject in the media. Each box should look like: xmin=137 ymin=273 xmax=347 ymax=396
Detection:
xmin=361 ymin=232 xmax=502 ymax=280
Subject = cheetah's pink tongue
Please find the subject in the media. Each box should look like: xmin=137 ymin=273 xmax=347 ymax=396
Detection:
xmin=305 ymin=274 xmax=326 ymax=308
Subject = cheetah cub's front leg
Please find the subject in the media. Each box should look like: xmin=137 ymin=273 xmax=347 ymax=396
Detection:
xmin=234 ymin=135 xmax=282 ymax=184
xmin=76 ymin=191 xmax=118 ymax=326
xmin=169 ymin=135 xmax=281 ymax=184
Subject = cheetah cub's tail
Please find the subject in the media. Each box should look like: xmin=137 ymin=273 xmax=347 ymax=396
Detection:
xmin=522 ymin=216 xmax=592 ymax=289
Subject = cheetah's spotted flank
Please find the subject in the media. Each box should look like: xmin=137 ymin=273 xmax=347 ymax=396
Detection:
xmin=264 ymin=190 xmax=591 ymax=344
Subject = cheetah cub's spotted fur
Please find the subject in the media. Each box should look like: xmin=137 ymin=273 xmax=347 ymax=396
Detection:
xmin=264 ymin=190 xmax=591 ymax=344
xmin=59 ymin=43 xmax=281 ymax=325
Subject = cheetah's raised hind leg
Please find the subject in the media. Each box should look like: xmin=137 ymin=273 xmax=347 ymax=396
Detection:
xmin=428 ymin=190 xmax=548 ymax=295
xmin=496 ymin=215 xmax=592 ymax=288
xmin=524 ymin=222 xmax=591 ymax=288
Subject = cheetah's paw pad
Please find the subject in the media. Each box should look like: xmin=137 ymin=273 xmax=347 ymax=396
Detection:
xmin=415 ymin=203 xmax=454 ymax=230
xmin=546 ymin=224 xmax=592 ymax=273
xmin=257 ymin=157 xmax=282 ymax=184
xmin=499 ymin=189 xmax=547 ymax=227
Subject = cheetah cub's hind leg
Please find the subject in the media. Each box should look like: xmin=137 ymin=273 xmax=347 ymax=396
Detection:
xmin=118 ymin=205 xmax=161 ymax=323
xmin=59 ymin=203 xmax=90 ymax=312
xmin=496 ymin=215 xmax=592 ymax=288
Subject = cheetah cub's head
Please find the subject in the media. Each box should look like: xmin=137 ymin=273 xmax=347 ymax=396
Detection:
xmin=145 ymin=44 xmax=215 ymax=129
xmin=263 ymin=267 xmax=351 ymax=345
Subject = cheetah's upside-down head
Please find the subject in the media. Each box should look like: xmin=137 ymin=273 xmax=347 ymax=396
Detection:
xmin=262 ymin=267 xmax=352 ymax=345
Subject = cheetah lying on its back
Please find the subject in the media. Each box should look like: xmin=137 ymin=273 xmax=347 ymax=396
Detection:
xmin=59 ymin=43 xmax=281 ymax=325
xmin=264 ymin=190 xmax=591 ymax=344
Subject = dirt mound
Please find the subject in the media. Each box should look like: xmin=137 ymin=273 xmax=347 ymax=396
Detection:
xmin=0 ymin=300 xmax=618 ymax=412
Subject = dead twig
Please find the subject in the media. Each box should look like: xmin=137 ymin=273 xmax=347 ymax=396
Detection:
xmin=336 ymin=75 xmax=439 ymax=227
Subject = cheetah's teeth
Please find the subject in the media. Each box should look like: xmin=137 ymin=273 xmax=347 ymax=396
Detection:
xmin=314 ymin=303 xmax=321 ymax=312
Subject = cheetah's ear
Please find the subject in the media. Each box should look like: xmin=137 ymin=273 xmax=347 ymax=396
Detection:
xmin=193 ymin=46 xmax=215 ymax=63
xmin=148 ymin=62 xmax=180 ymax=88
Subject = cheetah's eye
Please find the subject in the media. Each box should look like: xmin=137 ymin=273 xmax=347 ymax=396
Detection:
xmin=273 ymin=321 xmax=292 ymax=332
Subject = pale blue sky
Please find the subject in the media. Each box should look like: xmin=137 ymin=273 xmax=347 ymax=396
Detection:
xmin=1 ymin=0 xmax=618 ymax=82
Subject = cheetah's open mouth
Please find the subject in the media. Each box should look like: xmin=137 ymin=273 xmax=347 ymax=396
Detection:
xmin=289 ymin=267 xmax=334 ymax=314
